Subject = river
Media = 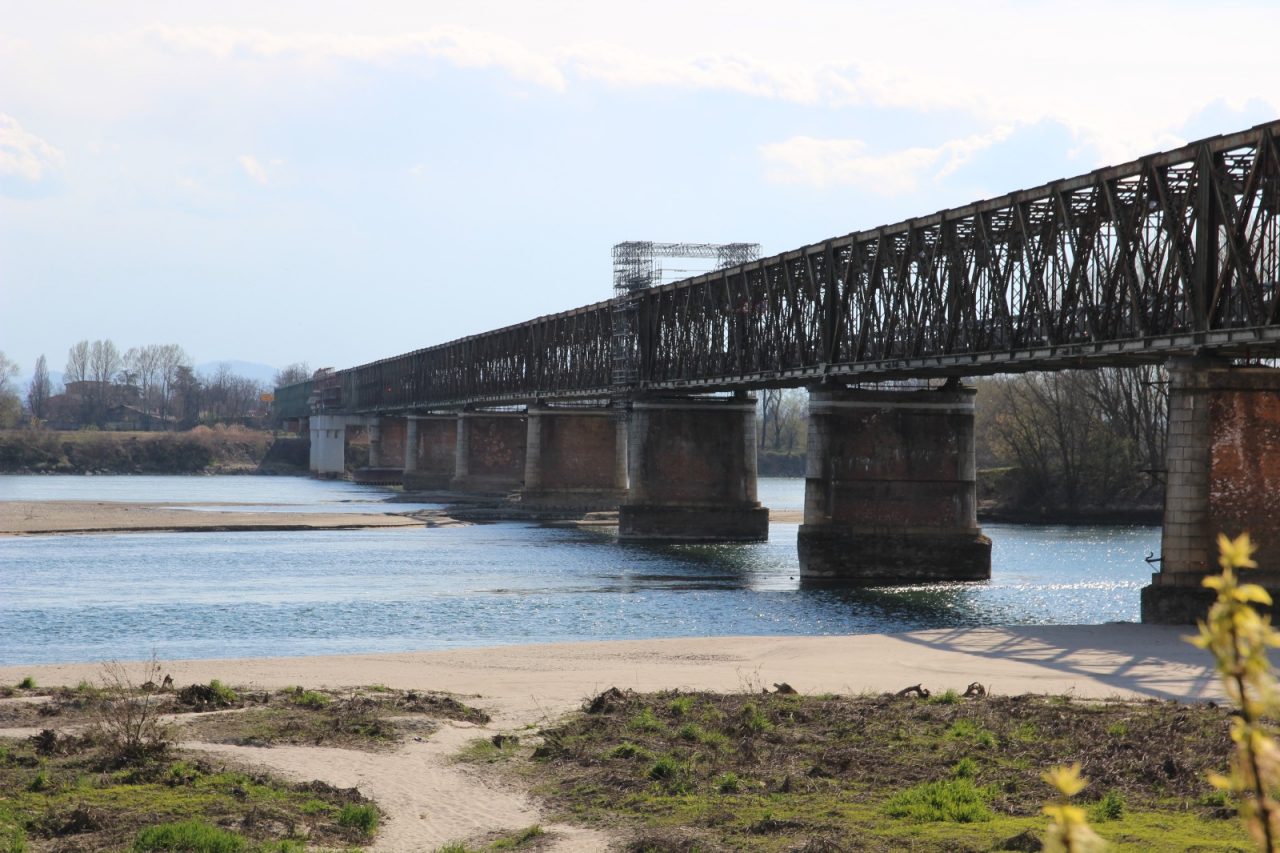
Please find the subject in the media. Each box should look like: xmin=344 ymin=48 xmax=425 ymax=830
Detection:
xmin=0 ymin=475 xmax=1158 ymax=665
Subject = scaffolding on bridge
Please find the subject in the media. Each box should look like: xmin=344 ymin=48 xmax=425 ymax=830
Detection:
xmin=611 ymin=241 xmax=761 ymax=385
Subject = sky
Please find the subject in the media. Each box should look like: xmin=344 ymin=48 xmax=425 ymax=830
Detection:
xmin=2 ymin=0 xmax=1279 ymax=382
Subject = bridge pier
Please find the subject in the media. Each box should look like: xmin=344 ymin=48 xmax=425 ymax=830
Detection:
xmin=308 ymin=414 xmax=348 ymax=479
xmin=520 ymin=404 xmax=627 ymax=509
xmin=450 ymin=410 xmax=528 ymax=494
xmin=1142 ymin=360 xmax=1280 ymax=623
xmin=352 ymin=417 xmax=405 ymax=485
xmin=618 ymin=394 xmax=768 ymax=542
xmin=402 ymin=415 xmax=458 ymax=490
xmin=797 ymin=383 xmax=990 ymax=583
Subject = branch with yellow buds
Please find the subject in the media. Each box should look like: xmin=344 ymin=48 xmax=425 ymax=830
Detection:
xmin=1189 ymin=532 xmax=1280 ymax=851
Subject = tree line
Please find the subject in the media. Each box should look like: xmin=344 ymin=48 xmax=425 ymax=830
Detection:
xmin=754 ymin=368 xmax=1168 ymax=515
xmin=0 ymin=342 xmax=311 ymax=431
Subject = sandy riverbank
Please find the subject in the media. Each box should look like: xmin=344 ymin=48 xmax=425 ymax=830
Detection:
xmin=0 ymin=627 xmax=1221 ymax=851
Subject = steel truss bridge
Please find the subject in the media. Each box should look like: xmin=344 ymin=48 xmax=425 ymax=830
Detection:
xmin=281 ymin=121 xmax=1280 ymax=415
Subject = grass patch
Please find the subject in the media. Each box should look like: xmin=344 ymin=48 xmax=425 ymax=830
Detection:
xmin=133 ymin=819 xmax=246 ymax=852
xmin=528 ymin=688 xmax=1252 ymax=851
xmin=16 ymin=678 xmax=34 ymax=691
xmin=456 ymin=736 xmax=521 ymax=764
xmin=336 ymin=803 xmax=379 ymax=837
xmin=884 ymin=778 xmax=994 ymax=823
xmin=0 ymin=734 xmax=375 ymax=850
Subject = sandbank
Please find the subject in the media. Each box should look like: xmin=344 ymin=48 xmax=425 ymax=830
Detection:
xmin=0 ymin=499 xmax=453 ymax=536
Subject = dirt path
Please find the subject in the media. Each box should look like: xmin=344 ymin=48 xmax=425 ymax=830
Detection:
xmin=189 ymin=722 xmax=609 ymax=852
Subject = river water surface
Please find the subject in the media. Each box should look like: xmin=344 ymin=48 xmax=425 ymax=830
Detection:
xmin=0 ymin=475 xmax=1158 ymax=665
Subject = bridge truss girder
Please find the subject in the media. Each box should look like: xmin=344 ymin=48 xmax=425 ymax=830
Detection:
xmin=280 ymin=120 xmax=1280 ymax=415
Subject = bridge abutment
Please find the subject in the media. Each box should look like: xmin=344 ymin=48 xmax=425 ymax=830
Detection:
xmin=402 ymin=415 xmax=458 ymax=490
xmin=797 ymin=383 xmax=990 ymax=583
xmin=449 ymin=410 xmax=528 ymax=494
xmin=520 ymin=404 xmax=627 ymax=509
xmin=618 ymin=394 xmax=768 ymax=542
xmin=1142 ymin=360 xmax=1280 ymax=623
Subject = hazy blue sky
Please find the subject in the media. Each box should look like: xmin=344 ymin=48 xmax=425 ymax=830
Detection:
xmin=2 ymin=1 xmax=1278 ymax=379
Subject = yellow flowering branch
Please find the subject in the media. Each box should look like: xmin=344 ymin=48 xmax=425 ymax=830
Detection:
xmin=1190 ymin=532 xmax=1280 ymax=851
xmin=1042 ymin=762 xmax=1107 ymax=852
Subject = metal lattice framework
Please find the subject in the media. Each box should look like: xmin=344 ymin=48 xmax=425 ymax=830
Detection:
xmin=276 ymin=120 xmax=1280 ymax=415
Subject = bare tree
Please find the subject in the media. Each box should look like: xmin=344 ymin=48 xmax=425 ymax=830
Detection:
xmin=65 ymin=340 xmax=90 ymax=384
xmin=758 ymin=389 xmax=782 ymax=449
xmin=982 ymin=370 xmax=1149 ymax=514
xmin=124 ymin=345 xmax=162 ymax=429
xmin=0 ymin=351 xmax=19 ymax=427
xmin=273 ymin=362 xmax=312 ymax=387
xmin=26 ymin=354 xmax=51 ymax=421
xmin=155 ymin=344 xmax=191 ymax=429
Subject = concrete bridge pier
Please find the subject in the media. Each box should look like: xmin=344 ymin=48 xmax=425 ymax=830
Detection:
xmin=450 ymin=409 xmax=528 ymax=494
xmin=618 ymin=393 xmax=768 ymax=542
xmin=402 ymin=415 xmax=458 ymax=490
xmin=797 ymin=382 xmax=990 ymax=583
xmin=309 ymin=414 xmax=348 ymax=479
xmin=520 ymin=404 xmax=628 ymax=509
xmin=1142 ymin=359 xmax=1280 ymax=623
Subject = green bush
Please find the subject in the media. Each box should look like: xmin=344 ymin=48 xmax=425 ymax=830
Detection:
xmin=884 ymin=778 xmax=995 ymax=823
xmin=1092 ymin=789 xmax=1125 ymax=822
xmin=17 ymin=677 xmax=35 ymax=690
xmin=287 ymin=689 xmax=330 ymax=710
xmin=133 ymin=820 xmax=246 ymax=852
xmin=336 ymin=803 xmax=378 ymax=837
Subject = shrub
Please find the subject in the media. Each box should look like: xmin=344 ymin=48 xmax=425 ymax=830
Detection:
xmin=17 ymin=677 xmax=35 ymax=690
xmin=132 ymin=820 xmax=245 ymax=852
xmin=715 ymin=771 xmax=741 ymax=793
xmin=1092 ymin=789 xmax=1125 ymax=822
xmin=628 ymin=707 xmax=664 ymax=733
xmin=884 ymin=779 xmax=994 ymax=823
xmin=96 ymin=657 xmax=172 ymax=766
xmin=336 ymin=803 xmax=379 ymax=837
xmin=287 ymin=688 xmax=330 ymax=710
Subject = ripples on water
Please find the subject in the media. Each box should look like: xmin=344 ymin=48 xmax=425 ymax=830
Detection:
xmin=0 ymin=476 xmax=1157 ymax=664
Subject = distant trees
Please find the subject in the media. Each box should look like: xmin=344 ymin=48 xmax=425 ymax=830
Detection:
xmin=0 ymin=352 xmax=19 ymax=428
xmin=17 ymin=339 xmax=280 ymax=430
xmin=975 ymin=366 xmax=1167 ymax=514
xmin=273 ymin=362 xmax=312 ymax=387
xmin=26 ymin=355 xmax=51 ymax=421
xmin=757 ymin=388 xmax=807 ymax=454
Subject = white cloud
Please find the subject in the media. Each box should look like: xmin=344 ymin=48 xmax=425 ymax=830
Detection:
xmin=0 ymin=113 xmax=66 ymax=187
xmin=142 ymin=24 xmax=566 ymax=91
xmin=760 ymin=127 xmax=1014 ymax=195
xmin=238 ymin=154 xmax=269 ymax=185
xmin=562 ymin=42 xmax=856 ymax=104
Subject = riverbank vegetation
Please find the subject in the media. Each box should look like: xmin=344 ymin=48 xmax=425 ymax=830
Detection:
xmin=0 ymin=674 xmax=490 ymax=851
xmin=526 ymin=687 xmax=1244 ymax=851
xmin=0 ymin=427 xmax=308 ymax=475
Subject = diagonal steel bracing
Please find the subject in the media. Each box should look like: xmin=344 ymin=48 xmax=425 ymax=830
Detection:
xmin=280 ymin=120 xmax=1280 ymax=415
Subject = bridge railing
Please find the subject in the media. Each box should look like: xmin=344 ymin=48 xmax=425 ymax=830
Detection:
xmin=344 ymin=299 xmax=615 ymax=411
